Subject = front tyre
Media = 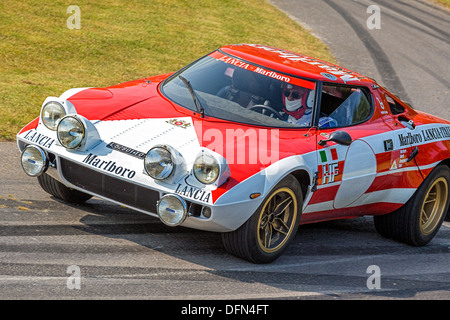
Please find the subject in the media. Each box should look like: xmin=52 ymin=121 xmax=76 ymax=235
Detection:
xmin=37 ymin=173 xmax=93 ymax=204
xmin=222 ymin=175 xmax=302 ymax=263
xmin=374 ymin=164 xmax=450 ymax=246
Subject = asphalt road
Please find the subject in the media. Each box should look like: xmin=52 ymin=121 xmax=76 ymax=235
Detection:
xmin=1 ymin=142 xmax=449 ymax=302
xmin=271 ymin=0 xmax=450 ymax=120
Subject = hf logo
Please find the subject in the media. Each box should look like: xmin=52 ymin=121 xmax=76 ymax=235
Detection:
xmin=318 ymin=148 xmax=340 ymax=185
xmin=322 ymin=163 xmax=339 ymax=185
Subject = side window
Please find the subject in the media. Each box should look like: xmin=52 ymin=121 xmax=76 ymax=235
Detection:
xmin=320 ymin=84 xmax=372 ymax=127
xmin=385 ymin=94 xmax=405 ymax=115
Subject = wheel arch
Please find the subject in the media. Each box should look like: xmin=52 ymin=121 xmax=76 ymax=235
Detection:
xmin=438 ymin=158 xmax=450 ymax=221
xmin=288 ymin=169 xmax=310 ymax=201
xmin=439 ymin=158 xmax=450 ymax=169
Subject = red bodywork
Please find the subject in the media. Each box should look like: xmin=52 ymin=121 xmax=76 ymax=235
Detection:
xmin=19 ymin=44 xmax=450 ymax=225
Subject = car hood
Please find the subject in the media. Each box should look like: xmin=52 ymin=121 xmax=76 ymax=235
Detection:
xmin=67 ymin=77 xmax=186 ymax=121
xmin=64 ymin=77 xmax=313 ymax=199
xmin=66 ymin=78 xmax=306 ymax=165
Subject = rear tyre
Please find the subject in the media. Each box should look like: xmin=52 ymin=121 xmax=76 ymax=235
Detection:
xmin=374 ymin=165 xmax=450 ymax=246
xmin=222 ymin=175 xmax=302 ymax=263
xmin=37 ymin=173 xmax=92 ymax=204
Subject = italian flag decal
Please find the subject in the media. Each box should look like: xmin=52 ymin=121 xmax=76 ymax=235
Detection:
xmin=319 ymin=148 xmax=338 ymax=162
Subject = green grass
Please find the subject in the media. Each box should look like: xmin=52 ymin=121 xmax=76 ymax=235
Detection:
xmin=0 ymin=0 xmax=334 ymax=141
xmin=433 ymin=0 xmax=450 ymax=9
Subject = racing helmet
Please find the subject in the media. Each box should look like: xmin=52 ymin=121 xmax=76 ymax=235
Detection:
xmin=282 ymin=83 xmax=314 ymax=112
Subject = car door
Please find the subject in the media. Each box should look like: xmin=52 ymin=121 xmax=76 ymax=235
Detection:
xmin=306 ymin=83 xmax=422 ymax=218
xmin=315 ymin=83 xmax=378 ymax=211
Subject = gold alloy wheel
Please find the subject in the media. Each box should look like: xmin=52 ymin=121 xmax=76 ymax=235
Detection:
xmin=420 ymin=177 xmax=448 ymax=235
xmin=257 ymin=187 xmax=298 ymax=253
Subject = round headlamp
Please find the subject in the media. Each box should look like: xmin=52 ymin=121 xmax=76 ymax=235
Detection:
xmin=193 ymin=153 xmax=219 ymax=184
xmin=57 ymin=116 xmax=85 ymax=149
xmin=21 ymin=145 xmax=48 ymax=177
xmin=157 ymin=194 xmax=188 ymax=226
xmin=144 ymin=146 xmax=174 ymax=180
xmin=41 ymin=101 xmax=66 ymax=130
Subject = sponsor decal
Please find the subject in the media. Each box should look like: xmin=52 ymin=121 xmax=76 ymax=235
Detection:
xmin=175 ymin=184 xmax=211 ymax=203
xmin=212 ymin=51 xmax=316 ymax=90
xmin=217 ymin=56 xmax=251 ymax=70
xmin=320 ymin=72 xmax=337 ymax=81
xmin=318 ymin=148 xmax=340 ymax=185
xmin=166 ymin=118 xmax=191 ymax=129
xmin=246 ymin=44 xmax=366 ymax=82
xmin=82 ymin=153 xmax=136 ymax=179
xmin=23 ymin=130 xmax=55 ymax=148
xmin=320 ymin=162 xmax=340 ymax=185
xmin=398 ymin=132 xmax=422 ymax=146
xmin=383 ymin=139 xmax=394 ymax=152
xmin=398 ymin=126 xmax=450 ymax=146
xmin=376 ymin=97 xmax=388 ymax=115
xmin=421 ymin=126 xmax=450 ymax=142
xmin=254 ymin=67 xmax=291 ymax=83
xmin=390 ymin=149 xmax=408 ymax=170
xmin=106 ymin=142 xmax=146 ymax=159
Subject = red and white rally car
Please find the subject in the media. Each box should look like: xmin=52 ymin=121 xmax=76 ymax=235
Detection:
xmin=17 ymin=44 xmax=450 ymax=263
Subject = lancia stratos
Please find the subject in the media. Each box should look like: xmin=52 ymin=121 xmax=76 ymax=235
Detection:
xmin=17 ymin=44 xmax=450 ymax=263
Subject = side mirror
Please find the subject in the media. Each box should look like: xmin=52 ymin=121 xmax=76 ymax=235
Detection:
xmin=318 ymin=131 xmax=352 ymax=146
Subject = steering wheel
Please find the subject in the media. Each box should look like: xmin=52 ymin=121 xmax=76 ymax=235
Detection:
xmin=249 ymin=105 xmax=285 ymax=120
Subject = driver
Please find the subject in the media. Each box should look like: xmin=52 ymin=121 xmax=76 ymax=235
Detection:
xmin=281 ymin=83 xmax=336 ymax=128
xmin=282 ymin=84 xmax=313 ymax=126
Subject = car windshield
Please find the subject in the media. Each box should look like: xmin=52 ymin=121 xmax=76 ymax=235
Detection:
xmin=161 ymin=51 xmax=317 ymax=128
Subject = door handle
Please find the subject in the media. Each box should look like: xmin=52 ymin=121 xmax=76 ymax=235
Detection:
xmin=398 ymin=116 xmax=415 ymax=130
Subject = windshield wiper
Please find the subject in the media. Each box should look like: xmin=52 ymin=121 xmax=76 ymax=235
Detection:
xmin=178 ymin=75 xmax=204 ymax=118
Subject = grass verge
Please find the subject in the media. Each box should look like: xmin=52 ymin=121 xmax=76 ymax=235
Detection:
xmin=432 ymin=0 xmax=450 ymax=10
xmin=0 ymin=0 xmax=334 ymax=141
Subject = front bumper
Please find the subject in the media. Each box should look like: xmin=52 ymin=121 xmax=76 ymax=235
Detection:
xmin=17 ymin=136 xmax=265 ymax=232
